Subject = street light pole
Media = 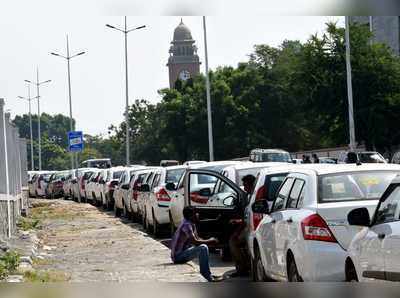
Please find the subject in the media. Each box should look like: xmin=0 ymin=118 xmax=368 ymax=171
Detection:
xmin=345 ymin=16 xmax=356 ymax=151
xmin=51 ymin=35 xmax=86 ymax=170
xmin=106 ymin=17 xmax=146 ymax=167
xmin=203 ymin=16 xmax=214 ymax=161
xmin=25 ymin=68 xmax=51 ymax=171
xmin=18 ymin=85 xmax=36 ymax=171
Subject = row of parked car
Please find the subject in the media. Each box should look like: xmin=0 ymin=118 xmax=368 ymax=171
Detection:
xmin=28 ymin=155 xmax=400 ymax=282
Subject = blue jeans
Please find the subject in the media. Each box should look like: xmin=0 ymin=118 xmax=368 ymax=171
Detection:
xmin=174 ymin=244 xmax=212 ymax=281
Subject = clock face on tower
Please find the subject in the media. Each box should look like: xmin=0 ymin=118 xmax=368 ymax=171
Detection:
xmin=179 ymin=70 xmax=191 ymax=81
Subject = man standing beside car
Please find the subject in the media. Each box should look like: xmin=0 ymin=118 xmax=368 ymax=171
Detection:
xmin=170 ymin=206 xmax=222 ymax=282
xmin=228 ymin=174 xmax=256 ymax=277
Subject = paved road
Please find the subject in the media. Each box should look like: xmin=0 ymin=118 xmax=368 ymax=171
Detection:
xmin=30 ymin=199 xmax=239 ymax=282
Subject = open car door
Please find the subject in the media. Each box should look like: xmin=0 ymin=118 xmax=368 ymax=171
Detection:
xmin=184 ymin=169 xmax=247 ymax=246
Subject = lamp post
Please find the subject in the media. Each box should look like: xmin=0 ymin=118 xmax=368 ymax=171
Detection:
xmin=17 ymin=84 xmax=37 ymax=171
xmin=345 ymin=16 xmax=356 ymax=151
xmin=106 ymin=17 xmax=146 ymax=166
xmin=51 ymin=35 xmax=86 ymax=170
xmin=202 ymin=16 xmax=214 ymax=161
xmin=25 ymin=68 xmax=51 ymax=171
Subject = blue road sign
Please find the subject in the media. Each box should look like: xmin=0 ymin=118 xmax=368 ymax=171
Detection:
xmin=68 ymin=131 xmax=83 ymax=152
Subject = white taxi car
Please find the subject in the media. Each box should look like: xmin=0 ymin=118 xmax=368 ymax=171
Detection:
xmin=251 ymin=164 xmax=400 ymax=282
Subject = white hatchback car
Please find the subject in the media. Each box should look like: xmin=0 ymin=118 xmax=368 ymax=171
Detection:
xmin=346 ymin=175 xmax=400 ymax=282
xmin=251 ymin=164 xmax=400 ymax=282
xmin=143 ymin=165 xmax=187 ymax=236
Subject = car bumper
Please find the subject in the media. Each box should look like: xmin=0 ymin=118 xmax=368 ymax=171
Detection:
xmin=296 ymin=241 xmax=347 ymax=282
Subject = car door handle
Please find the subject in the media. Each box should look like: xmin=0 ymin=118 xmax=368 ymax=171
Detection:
xmin=378 ymin=233 xmax=386 ymax=239
xmin=286 ymin=218 xmax=293 ymax=223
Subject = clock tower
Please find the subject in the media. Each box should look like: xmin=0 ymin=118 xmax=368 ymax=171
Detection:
xmin=167 ymin=19 xmax=201 ymax=88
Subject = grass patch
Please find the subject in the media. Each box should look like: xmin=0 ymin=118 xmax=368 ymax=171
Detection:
xmin=29 ymin=203 xmax=84 ymax=222
xmin=32 ymin=258 xmax=54 ymax=266
xmin=23 ymin=270 xmax=71 ymax=282
xmin=0 ymin=251 xmax=21 ymax=280
xmin=17 ymin=217 xmax=41 ymax=231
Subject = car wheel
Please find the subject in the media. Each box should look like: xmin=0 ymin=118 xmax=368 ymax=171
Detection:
xmin=221 ymin=245 xmax=232 ymax=262
xmin=152 ymin=210 xmax=161 ymax=237
xmin=114 ymin=202 xmax=121 ymax=217
xmin=253 ymin=246 xmax=267 ymax=282
xmin=287 ymin=255 xmax=303 ymax=282
xmin=345 ymin=259 xmax=358 ymax=282
xmin=169 ymin=212 xmax=176 ymax=237
xmin=142 ymin=208 xmax=147 ymax=229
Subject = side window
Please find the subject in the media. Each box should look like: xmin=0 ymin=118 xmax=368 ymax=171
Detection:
xmin=152 ymin=173 xmax=161 ymax=189
xmin=146 ymin=172 xmax=154 ymax=185
xmin=286 ymin=179 xmax=305 ymax=209
xmin=273 ymin=177 xmax=294 ymax=212
xmin=297 ymin=186 xmax=306 ymax=208
xmin=266 ymin=174 xmax=287 ymax=201
xmin=375 ymin=186 xmax=400 ymax=225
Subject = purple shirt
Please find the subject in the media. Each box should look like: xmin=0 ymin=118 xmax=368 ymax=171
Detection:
xmin=170 ymin=219 xmax=195 ymax=262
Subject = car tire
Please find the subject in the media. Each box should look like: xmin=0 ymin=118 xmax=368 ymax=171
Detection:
xmin=287 ymin=254 xmax=303 ymax=282
xmin=345 ymin=259 xmax=358 ymax=282
xmin=221 ymin=246 xmax=232 ymax=262
xmin=114 ymin=202 xmax=121 ymax=217
xmin=152 ymin=210 xmax=161 ymax=238
xmin=169 ymin=212 xmax=176 ymax=237
xmin=253 ymin=246 xmax=268 ymax=282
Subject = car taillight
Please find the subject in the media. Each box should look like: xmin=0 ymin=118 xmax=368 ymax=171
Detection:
xmin=252 ymin=185 xmax=266 ymax=231
xmin=301 ymin=214 xmax=337 ymax=243
xmin=156 ymin=188 xmax=171 ymax=202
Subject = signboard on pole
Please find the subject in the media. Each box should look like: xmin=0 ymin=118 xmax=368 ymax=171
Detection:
xmin=68 ymin=131 xmax=83 ymax=152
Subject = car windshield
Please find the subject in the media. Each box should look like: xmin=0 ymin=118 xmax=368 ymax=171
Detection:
xmin=43 ymin=174 xmax=52 ymax=182
xmin=359 ymin=153 xmax=386 ymax=163
xmin=318 ymin=171 xmax=398 ymax=203
xmin=260 ymin=152 xmax=291 ymax=162
xmin=166 ymin=168 xmax=185 ymax=183
xmin=198 ymin=164 xmax=232 ymax=184
xmin=113 ymin=171 xmax=123 ymax=179
xmin=237 ymin=168 xmax=261 ymax=186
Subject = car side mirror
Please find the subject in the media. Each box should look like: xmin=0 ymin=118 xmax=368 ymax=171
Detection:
xmin=140 ymin=184 xmax=150 ymax=192
xmin=348 ymin=207 xmax=370 ymax=226
xmin=252 ymin=199 xmax=270 ymax=214
xmin=71 ymin=178 xmax=77 ymax=184
xmin=61 ymin=177 xmax=66 ymax=182
xmin=165 ymin=182 xmax=176 ymax=191
xmin=199 ymin=188 xmax=212 ymax=197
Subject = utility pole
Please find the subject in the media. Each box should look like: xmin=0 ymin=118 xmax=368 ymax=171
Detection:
xmin=25 ymin=68 xmax=51 ymax=171
xmin=203 ymin=16 xmax=214 ymax=161
xmin=18 ymin=85 xmax=36 ymax=170
xmin=345 ymin=16 xmax=356 ymax=151
xmin=51 ymin=35 xmax=86 ymax=170
xmin=106 ymin=17 xmax=146 ymax=166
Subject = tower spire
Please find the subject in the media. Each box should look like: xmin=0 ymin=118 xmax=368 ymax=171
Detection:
xmin=180 ymin=17 xmax=183 ymax=24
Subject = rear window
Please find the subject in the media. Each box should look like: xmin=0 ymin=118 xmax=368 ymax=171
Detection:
xmin=359 ymin=153 xmax=386 ymax=163
xmin=237 ymin=168 xmax=261 ymax=187
xmin=260 ymin=152 xmax=291 ymax=163
xmin=197 ymin=164 xmax=233 ymax=184
xmin=166 ymin=169 xmax=186 ymax=183
xmin=318 ymin=171 xmax=398 ymax=203
xmin=113 ymin=171 xmax=123 ymax=179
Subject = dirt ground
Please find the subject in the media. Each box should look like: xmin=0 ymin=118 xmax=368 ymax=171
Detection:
xmin=28 ymin=199 xmax=238 ymax=282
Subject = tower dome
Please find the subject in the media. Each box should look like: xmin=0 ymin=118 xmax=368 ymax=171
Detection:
xmin=173 ymin=19 xmax=193 ymax=41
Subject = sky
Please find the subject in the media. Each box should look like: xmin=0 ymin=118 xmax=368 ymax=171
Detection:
xmin=0 ymin=16 xmax=342 ymax=136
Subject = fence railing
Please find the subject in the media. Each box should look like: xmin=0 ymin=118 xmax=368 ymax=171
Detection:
xmin=0 ymin=98 xmax=28 ymax=239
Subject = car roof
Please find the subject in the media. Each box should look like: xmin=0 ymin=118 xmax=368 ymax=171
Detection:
xmin=189 ymin=160 xmax=243 ymax=169
xmin=164 ymin=165 xmax=188 ymax=171
xmin=251 ymin=148 xmax=289 ymax=153
xmin=223 ymin=162 xmax=290 ymax=171
xmin=292 ymin=163 xmax=400 ymax=176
